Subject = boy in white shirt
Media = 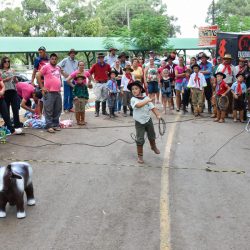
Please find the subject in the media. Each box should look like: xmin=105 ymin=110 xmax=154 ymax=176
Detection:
xmin=187 ymin=64 xmax=207 ymax=117
xmin=129 ymin=81 xmax=161 ymax=164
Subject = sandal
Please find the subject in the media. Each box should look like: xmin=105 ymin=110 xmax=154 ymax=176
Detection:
xmin=53 ymin=127 xmax=61 ymax=131
xmin=47 ymin=128 xmax=55 ymax=133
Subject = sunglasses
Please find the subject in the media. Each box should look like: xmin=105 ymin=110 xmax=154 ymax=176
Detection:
xmin=4 ymin=60 xmax=10 ymax=63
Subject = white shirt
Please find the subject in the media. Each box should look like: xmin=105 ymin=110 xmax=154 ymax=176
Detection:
xmin=187 ymin=72 xmax=207 ymax=90
xmin=121 ymin=74 xmax=135 ymax=91
xmin=131 ymin=96 xmax=154 ymax=124
xmin=216 ymin=64 xmax=236 ymax=84
xmin=104 ymin=54 xmax=118 ymax=67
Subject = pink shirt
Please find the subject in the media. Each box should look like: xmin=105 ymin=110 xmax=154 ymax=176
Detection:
xmin=70 ymin=70 xmax=90 ymax=84
xmin=40 ymin=64 xmax=61 ymax=92
xmin=175 ymin=65 xmax=187 ymax=83
xmin=16 ymin=82 xmax=34 ymax=101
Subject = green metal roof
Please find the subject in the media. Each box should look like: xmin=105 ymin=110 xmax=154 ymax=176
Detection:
xmin=0 ymin=37 xmax=211 ymax=53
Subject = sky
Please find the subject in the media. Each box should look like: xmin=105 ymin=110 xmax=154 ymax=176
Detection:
xmin=8 ymin=0 xmax=213 ymax=38
xmin=164 ymin=0 xmax=213 ymax=38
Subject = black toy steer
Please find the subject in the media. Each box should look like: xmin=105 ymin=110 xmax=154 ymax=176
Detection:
xmin=0 ymin=162 xmax=35 ymax=219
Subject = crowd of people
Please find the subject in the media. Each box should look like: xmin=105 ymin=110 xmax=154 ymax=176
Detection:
xmin=0 ymin=46 xmax=250 ymax=136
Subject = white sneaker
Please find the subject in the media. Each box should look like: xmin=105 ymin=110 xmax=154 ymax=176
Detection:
xmin=14 ymin=128 xmax=23 ymax=135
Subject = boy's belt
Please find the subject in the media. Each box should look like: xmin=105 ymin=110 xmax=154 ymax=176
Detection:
xmin=97 ymin=81 xmax=106 ymax=83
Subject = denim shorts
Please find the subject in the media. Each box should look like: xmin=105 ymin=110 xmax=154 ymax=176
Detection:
xmin=161 ymin=87 xmax=172 ymax=98
xmin=162 ymin=92 xmax=172 ymax=98
xmin=148 ymin=81 xmax=159 ymax=94
xmin=175 ymin=82 xmax=183 ymax=91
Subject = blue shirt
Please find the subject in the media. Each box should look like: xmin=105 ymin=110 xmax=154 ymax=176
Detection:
xmin=107 ymin=79 xmax=118 ymax=93
xmin=199 ymin=62 xmax=213 ymax=79
xmin=231 ymin=81 xmax=247 ymax=94
xmin=34 ymin=56 xmax=49 ymax=70
xmin=182 ymin=77 xmax=189 ymax=89
xmin=57 ymin=57 xmax=78 ymax=78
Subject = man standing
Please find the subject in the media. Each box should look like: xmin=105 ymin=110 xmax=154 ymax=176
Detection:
xmin=104 ymin=48 xmax=118 ymax=67
xmin=216 ymin=54 xmax=236 ymax=114
xmin=235 ymin=57 xmax=247 ymax=76
xmin=37 ymin=53 xmax=62 ymax=133
xmin=118 ymin=52 xmax=131 ymax=68
xmin=58 ymin=49 xmax=78 ymax=112
xmin=199 ymin=53 xmax=213 ymax=113
xmin=31 ymin=46 xmax=49 ymax=86
xmin=89 ymin=53 xmax=111 ymax=117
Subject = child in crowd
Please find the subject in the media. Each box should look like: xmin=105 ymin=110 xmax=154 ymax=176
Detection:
xmin=73 ymin=75 xmax=89 ymax=125
xmin=160 ymin=69 xmax=172 ymax=114
xmin=187 ymin=64 xmax=207 ymax=117
xmin=129 ymin=81 xmax=161 ymax=164
xmin=182 ymin=68 xmax=192 ymax=113
xmin=121 ymin=65 xmax=135 ymax=117
xmin=214 ymin=72 xmax=230 ymax=123
xmin=107 ymin=70 xmax=119 ymax=118
xmin=231 ymin=73 xmax=247 ymax=122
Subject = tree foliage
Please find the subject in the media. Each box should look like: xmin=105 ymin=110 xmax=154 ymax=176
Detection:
xmin=129 ymin=13 xmax=169 ymax=51
xmin=0 ymin=0 xmax=179 ymax=52
xmin=206 ymin=0 xmax=250 ymax=32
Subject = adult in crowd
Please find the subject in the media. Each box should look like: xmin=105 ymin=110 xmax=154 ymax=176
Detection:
xmin=170 ymin=50 xmax=178 ymax=65
xmin=235 ymin=57 xmax=247 ymax=76
xmin=16 ymin=82 xmax=42 ymax=114
xmin=144 ymin=57 xmax=159 ymax=104
xmin=58 ymin=49 xmax=78 ymax=112
xmin=66 ymin=60 xmax=93 ymax=88
xmin=144 ymin=51 xmax=160 ymax=68
xmin=112 ymin=59 xmax=123 ymax=113
xmin=165 ymin=56 xmax=177 ymax=109
xmin=189 ymin=57 xmax=197 ymax=69
xmin=0 ymin=78 xmax=22 ymax=134
xmin=104 ymin=48 xmax=118 ymax=67
xmin=174 ymin=56 xmax=187 ymax=112
xmin=216 ymin=54 xmax=236 ymax=114
xmin=131 ymin=57 xmax=143 ymax=82
xmin=37 ymin=53 xmax=62 ymax=133
xmin=31 ymin=46 xmax=49 ymax=86
xmin=245 ymin=60 xmax=250 ymax=112
xmin=212 ymin=56 xmax=222 ymax=75
xmin=118 ymin=52 xmax=130 ymax=68
xmin=138 ymin=57 xmax=144 ymax=68
xmin=199 ymin=53 xmax=213 ymax=113
xmin=0 ymin=56 xmax=22 ymax=128
xmin=89 ymin=53 xmax=111 ymax=117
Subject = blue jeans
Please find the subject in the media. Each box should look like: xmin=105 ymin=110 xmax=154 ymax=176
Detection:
xmin=63 ymin=81 xmax=73 ymax=110
xmin=115 ymin=93 xmax=122 ymax=112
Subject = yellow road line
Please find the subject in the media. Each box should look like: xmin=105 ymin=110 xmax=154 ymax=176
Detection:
xmin=160 ymin=116 xmax=179 ymax=250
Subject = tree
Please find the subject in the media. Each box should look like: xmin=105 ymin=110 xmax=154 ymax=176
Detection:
xmin=22 ymin=0 xmax=56 ymax=36
xmin=206 ymin=0 xmax=250 ymax=32
xmin=0 ymin=7 xmax=28 ymax=36
xmin=56 ymin=0 xmax=106 ymax=36
xmin=95 ymin=0 xmax=180 ymax=37
xmin=129 ymin=13 xmax=170 ymax=51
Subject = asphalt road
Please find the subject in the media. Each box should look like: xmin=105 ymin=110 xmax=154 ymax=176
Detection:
xmin=0 ymin=110 xmax=249 ymax=250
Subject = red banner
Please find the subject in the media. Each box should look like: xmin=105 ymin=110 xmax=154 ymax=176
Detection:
xmin=199 ymin=25 xmax=218 ymax=47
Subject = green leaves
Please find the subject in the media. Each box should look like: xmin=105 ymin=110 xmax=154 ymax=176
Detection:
xmin=0 ymin=0 xmax=179 ymax=48
xmin=206 ymin=0 xmax=250 ymax=32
